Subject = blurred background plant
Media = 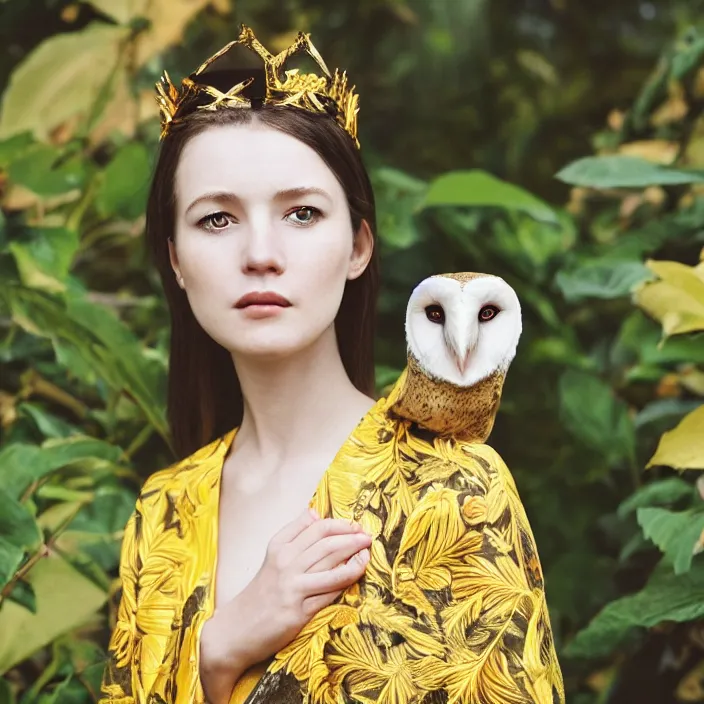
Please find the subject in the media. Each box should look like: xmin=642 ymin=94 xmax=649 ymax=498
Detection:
xmin=1 ymin=0 xmax=704 ymax=702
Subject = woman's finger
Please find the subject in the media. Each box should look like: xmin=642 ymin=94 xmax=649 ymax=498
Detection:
xmin=300 ymin=548 xmax=370 ymax=595
xmin=301 ymin=589 xmax=343 ymax=617
xmin=297 ymin=532 xmax=372 ymax=573
xmin=270 ymin=508 xmax=317 ymax=547
xmin=289 ymin=518 xmax=364 ymax=555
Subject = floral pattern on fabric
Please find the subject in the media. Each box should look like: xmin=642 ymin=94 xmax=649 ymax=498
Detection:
xmin=100 ymin=395 xmax=564 ymax=704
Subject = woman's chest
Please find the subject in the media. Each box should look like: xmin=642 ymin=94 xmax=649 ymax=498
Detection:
xmin=214 ymin=474 xmax=318 ymax=606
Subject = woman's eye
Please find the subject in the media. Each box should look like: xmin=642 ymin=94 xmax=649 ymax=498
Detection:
xmin=285 ymin=206 xmax=320 ymax=226
xmin=199 ymin=212 xmax=234 ymax=232
xmin=479 ymin=305 xmax=500 ymax=322
xmin=425 ymin=304 xmax=445 ymax=324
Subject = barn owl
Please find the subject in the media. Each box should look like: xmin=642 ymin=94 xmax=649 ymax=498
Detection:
xmin=389 ymin=272 xmax=522 ymax=443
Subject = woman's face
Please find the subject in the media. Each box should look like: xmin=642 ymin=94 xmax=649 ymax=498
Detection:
xmin=169 ymin=121 xmax=373 ymax=361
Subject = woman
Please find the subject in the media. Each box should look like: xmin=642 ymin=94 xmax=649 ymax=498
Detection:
xmin=100 ymin=25 xmax=564 ymax=704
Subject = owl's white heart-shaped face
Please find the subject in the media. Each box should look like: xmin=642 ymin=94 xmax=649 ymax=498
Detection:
xmin=405 ymin=274 xmax=522 ymax=386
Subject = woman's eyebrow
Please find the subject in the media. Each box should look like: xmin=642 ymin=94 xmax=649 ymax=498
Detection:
xmin=185 ymin=187 xmax=332 ymax=216
xmin=185 ymin=191 xmax=239 ymax=216
xmin=273 ymin=186 xmax=332 ymax=204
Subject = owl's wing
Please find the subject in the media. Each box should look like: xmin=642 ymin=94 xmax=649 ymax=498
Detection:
xmin=390 ymin=437 xmax=565 ymax=704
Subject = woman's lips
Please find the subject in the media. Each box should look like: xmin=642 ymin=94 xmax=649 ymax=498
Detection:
xmin=234 ymin=292 xmax=292 ymax=318
xmin=235 ymin=292 xmax=292 ymax=308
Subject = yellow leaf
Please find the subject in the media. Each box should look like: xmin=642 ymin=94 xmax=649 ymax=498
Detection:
xmin=134 ymin=0 xmax=227 ymax=67
xmin=0 ymin=553 xmax=107 ymax=673
xmin=647 ymin=404 xmax=704 ymax=470
xmin=635 ymin=259 xmax=704 ymax=336
xmin=0 ymin=23 xmax=129 ymax=141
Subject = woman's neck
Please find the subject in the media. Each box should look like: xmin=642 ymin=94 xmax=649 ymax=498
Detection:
xmin=231 ymin=327 xmax=375 ymax=464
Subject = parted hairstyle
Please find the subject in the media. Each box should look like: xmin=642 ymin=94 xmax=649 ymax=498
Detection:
xmin=145 ymin=105 xmax=380 ymax=459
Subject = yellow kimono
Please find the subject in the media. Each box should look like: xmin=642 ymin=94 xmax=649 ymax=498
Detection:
xmin=100 ymin=393 xmax=565 ymax=704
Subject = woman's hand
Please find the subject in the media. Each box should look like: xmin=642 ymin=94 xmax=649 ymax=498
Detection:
xmin=200 ymin=508 xmax=371 ymax=703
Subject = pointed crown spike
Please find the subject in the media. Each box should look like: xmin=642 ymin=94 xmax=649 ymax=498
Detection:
xmin=154 ymin=24 xmax=359 ymax=147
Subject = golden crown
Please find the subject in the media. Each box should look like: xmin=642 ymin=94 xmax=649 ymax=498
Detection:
xmin=155 ymin=24 xmax=360 ymax=147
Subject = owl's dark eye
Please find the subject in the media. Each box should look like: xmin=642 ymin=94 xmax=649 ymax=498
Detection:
xmin=425 ymin=304 xmax=445 ymax=324
xmin=479 ymin=305 xmax=500 ymax=322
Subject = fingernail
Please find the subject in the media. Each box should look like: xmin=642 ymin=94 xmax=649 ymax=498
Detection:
xmin=309 ymin=508 xmax=319 ymax=520
xmin=357 ymin=548 xmax=370 ymax=564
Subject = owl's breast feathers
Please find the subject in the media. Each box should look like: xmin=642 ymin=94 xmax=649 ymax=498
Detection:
xmin=388 ymin=358 xmax=505 ymax=443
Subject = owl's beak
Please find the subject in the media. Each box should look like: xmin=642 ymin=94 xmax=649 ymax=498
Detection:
xmin=451 ymin=347 xmax=471 ymax=375
xmin=444 ymin=323 xmax=476 ymax=376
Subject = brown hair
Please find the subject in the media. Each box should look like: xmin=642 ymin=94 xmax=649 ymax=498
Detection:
xmin=145 ymin=106 xmax=380 ymax=459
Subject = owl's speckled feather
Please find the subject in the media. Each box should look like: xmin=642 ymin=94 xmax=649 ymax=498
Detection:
xmin=389 ymin=358 xmax=503 ymax=443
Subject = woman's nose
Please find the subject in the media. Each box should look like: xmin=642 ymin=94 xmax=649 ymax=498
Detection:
xmin=241 ymin=221 xmax=284 ymax=274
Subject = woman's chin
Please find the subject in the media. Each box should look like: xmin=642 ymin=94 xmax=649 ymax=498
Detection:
xmin=226 ymin=333 xmax=314 ymax=360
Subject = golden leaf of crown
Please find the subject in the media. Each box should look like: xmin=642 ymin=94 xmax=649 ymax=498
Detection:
xmin=155 ymin=24 xmax=360 ymax=147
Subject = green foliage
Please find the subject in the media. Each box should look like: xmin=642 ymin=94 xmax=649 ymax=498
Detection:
xmin=556 ymin=155 xmax=704 ymax=188
xmin=555 ymin=261 xmax=653 ymax=303
xmin=420 ymin=170 xmax=559 ymax=224
xmin=558 ymin=370 xmax=636 ymax=471
xmin=637 ymin=506 xmax=704 ymax=574
xmin=565 ymin=562 xmax=704 ymax=659
xmin=2 ymin=1 xmax=704 ymax=702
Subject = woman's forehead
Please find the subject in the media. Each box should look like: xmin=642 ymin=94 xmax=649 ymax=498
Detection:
xmin=175 ymin=122 xmax=341 ymax=202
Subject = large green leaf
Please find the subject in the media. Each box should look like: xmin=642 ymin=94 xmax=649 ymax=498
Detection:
xmin=0 ymin=131 xmax=35 ymax=169
xmin=0 ymin=538 xmax=25 ymax=591
xmin=556 ymin=155 xmax=704 ymax=188
xmin=17 ymin=403 xmax=79 ymax=439
xmin=634 ymin=399 xmax=703 ymax=431
xmin=0 ymin=554 xmax=106 ymax=675
xmin=419 ymin=169 xmax=559 ymax=223
xmin=617 ymin=477 xmax=694 ymax=518
xmin=555 ymin=260 xmax=653 ymax=302
xmin=8 ymin=228 xmax=79 ymax=294
xmin=7 ymin=145 xmax=86 ymax=197
xmin=0 ymin=438 xmax=122 ymax=501
xmin=7 ymin=580 xmax=37 ymax=614
xmin=565 ymin=561 xmax=704 ymax=658
xmin=0 ymin=488 xmax=42 ymax=552
xmin=559 ymin=370 xmax=635 ymax=468
xmin=637 ymin=506 xmax=704 ymax=574
xmin=0 ymin=23 xmax=129 ymax=140
xmin=95 ymin=143 xmax=151 ymax=221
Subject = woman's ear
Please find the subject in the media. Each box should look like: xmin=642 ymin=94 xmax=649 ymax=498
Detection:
xmin=168 ymin=237 xmax=186 ymax=289
xmin=347 ymin=220 xmax=374 ymax=281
